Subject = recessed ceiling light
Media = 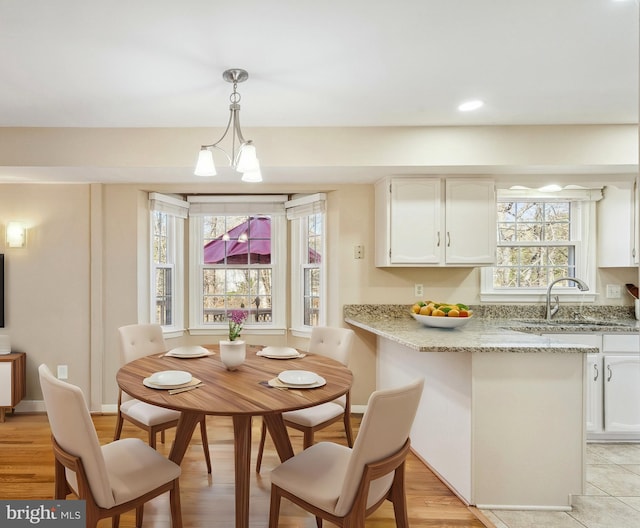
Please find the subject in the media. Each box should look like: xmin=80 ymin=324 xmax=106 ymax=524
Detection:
xmin=458 ymin=100 xmax=484 ymax=112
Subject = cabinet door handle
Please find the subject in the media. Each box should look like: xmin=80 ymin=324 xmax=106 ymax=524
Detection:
xmin=447 ymin=231 xmax=451 ymax=247
xmin=437 ymin=232 xmax=440 ymax=247
xmin=593 ymin=363 xmax=599 ymax=381
xmin=606 ymin=364 xmax=612 ymax=382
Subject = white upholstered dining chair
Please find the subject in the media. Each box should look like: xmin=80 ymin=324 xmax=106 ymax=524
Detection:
xmin=39 ymin=364 xmax=183 ymax=528
xmin=255 ymin=326 xmax=355 ymax=472
xmin=114 ymin=323 xmax=212 ymax=473
xmin=268 ymin=378 xmax=424 ymax=528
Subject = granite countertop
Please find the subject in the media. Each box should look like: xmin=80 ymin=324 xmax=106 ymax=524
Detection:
xmin=343 ymin=304 xmax=640 ymax=354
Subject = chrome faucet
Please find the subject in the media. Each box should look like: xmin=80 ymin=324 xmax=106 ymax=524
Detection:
xmin=546 ymin=277 xmax=589 ymax=321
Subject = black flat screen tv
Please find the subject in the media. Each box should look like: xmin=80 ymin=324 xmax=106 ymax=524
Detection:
xmin=0 ymin=254 xmax=4 ymax=327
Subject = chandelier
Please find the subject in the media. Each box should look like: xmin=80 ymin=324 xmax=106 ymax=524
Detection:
xmin=194 ymin=69 xmax=262 ymax=182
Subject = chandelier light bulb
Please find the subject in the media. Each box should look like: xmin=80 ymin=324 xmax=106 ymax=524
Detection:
xmin=241 ymin=169 xmax=263 ymax=183
xmin=195 ymin=148 xmax=216 ymax=177
xmin=235 ymin=142 xmax=260 ymax=173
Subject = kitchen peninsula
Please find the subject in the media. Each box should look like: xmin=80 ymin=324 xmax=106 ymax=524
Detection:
xmin=344 ymin=305 xmax=601 ymax=511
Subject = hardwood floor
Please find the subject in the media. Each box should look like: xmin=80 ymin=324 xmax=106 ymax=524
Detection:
xmin=0 ymin=413 xmax=490 ymax=527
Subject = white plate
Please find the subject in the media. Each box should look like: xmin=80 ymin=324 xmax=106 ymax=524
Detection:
xmin=269 ymin=375 xmax=326 ymax=389
xmin=166 ymin=346 xmax=212 ymax=358
xmin=258 ymin=346 xmax=301 ymax=359
xmin=411 ymin=312 xmax=473 ymax=329
xmin=147 ymin=370 xmax=192 ymax=387
xmin=277 ymin=370 xmax=319 ymax=386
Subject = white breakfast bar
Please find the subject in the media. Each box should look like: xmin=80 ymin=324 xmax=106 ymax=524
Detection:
xmin=344 ymin=305 xmax=602 ymax=511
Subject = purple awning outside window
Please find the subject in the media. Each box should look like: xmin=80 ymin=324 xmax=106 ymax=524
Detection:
xmin=204 ymin=217 xmax=271 ymax=264
xmin=203 ymin=216 xmax=321 ymax=264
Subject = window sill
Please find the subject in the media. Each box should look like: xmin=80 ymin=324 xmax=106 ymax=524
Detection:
xmin=479 ymin=292 xmax=598 ymax=303
xmin=187 ymin=327 xmax=287 ymax=337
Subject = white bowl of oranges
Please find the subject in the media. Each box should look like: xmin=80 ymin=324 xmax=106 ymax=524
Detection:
xmin=410 ymin=301 xmax=473 ymax=329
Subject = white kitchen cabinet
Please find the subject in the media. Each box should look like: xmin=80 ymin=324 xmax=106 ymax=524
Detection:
xmin=601 ymin=334 xmax=640 ymax=436
xmin=374 ymin=176 xmax=496 ymax=267
xmin=544 ymin=333 xmax=640 ymax=440
xmin=597 ymin=182 xmax=638 ymax=267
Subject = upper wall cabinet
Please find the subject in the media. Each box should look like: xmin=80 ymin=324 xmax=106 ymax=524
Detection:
xmin=597 ymin=181 xmax=639 ymax=267
xmin=374 ymin=176 xmax=497 ymax=267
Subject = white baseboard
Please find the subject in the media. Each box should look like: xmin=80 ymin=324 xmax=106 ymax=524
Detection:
xmin=13 ymin=400 xmax=46 ymax=413
xmin=351 ymin=404 xmax=367 ymax=415
xmin=477 ymin=504 xmax=572 ymax=512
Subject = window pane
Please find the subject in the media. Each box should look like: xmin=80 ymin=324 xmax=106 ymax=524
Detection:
xmin=519 ymin=267 xmax=546 ymax=287
xmin=516 ymin=223 xmax=543 ymax=241
xmin=201 ymin=267 xmax=272 ymax=324
xmin=545 ymin=202 xmax=569 ymax=222
xmin=203 ymin=215 xmax=271 ymax=265
xmin=548 ymin=246 xmax=569 ymax=266
xmin=307 ymin=214 xmax=322 ymax=264
xmin=152 ymin=211 xmax=168 ymax=264
xmin=304 ymin=268 xmax=320 ymax=326
xmin=517 ymin=202 xmax=544 ymax=222
xmin=497 ymin=202 xmax=517 ymax=222
xmin=154 ymin=267 xmax=172 ymax=325
xmin=498 ymin=224 xmax=516 ymax=242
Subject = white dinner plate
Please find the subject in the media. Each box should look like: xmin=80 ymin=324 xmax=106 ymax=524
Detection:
xmin=258 ymin=346 xmax=301 ymax=359
xmin=269 ymin=375 xmax=326 ymax=389
xmin=277 ymin=370 xmax=319 ymax=386
xmin=143 ymin=376 xmax=201 ymax=390
xmin=411 ymin=312 xmax=473 ymax=329
xmin=147 ymin=370 xmax=192 ymax=387
xmin=165 ymin=346 xmax=212 ymax=358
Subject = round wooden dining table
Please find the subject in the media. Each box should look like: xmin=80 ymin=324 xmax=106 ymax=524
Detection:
xmin=116 ymin=343 xmax=353 ymax=528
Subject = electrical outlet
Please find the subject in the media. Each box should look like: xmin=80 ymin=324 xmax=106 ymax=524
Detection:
xmin=606 ymin=284 xmax=621 ymax=299
xmin=414 ymin=284 xmax=424 ymax=297
xmin=57 ymin=365 xmax=68 ymax=380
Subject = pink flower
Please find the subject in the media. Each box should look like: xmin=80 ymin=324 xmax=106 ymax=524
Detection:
xmin=227 ymin=310 xmax=248 ymax=341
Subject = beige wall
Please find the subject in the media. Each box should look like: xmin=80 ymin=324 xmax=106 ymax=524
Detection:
xmin=0 ymin=185 xmax=91 ymax=400
xmin=0 ymin=124 xmax=638 ymax=410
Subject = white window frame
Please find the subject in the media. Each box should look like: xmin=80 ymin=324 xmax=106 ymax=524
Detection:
xmin=480 ymin=189 xmax=601 ymax=303
xmin=286 ymin=194 xmax=327 ymax=336
xmin=149 ymin=193 xmax=188 ymax=337
xmin=187 ymin=195 xmax=288 ymax=336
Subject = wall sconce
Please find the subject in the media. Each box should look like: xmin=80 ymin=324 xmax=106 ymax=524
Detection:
xmin=6 ymin=222 xmax=26 ymax=248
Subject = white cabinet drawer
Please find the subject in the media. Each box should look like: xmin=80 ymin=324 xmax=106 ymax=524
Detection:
xmin=602 ymin=334 xmax=640 ymax=353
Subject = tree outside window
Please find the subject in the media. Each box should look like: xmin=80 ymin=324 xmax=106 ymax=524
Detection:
xmin=494 ymin=201 xmax=576 ymax=289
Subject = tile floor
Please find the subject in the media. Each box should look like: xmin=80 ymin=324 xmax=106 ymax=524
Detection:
xmin=481 ymin=443 xmax=640 ymax=528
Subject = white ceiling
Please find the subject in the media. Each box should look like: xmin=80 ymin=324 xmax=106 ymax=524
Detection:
xmin=0 ymin=0 xmax=638 ymax=184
